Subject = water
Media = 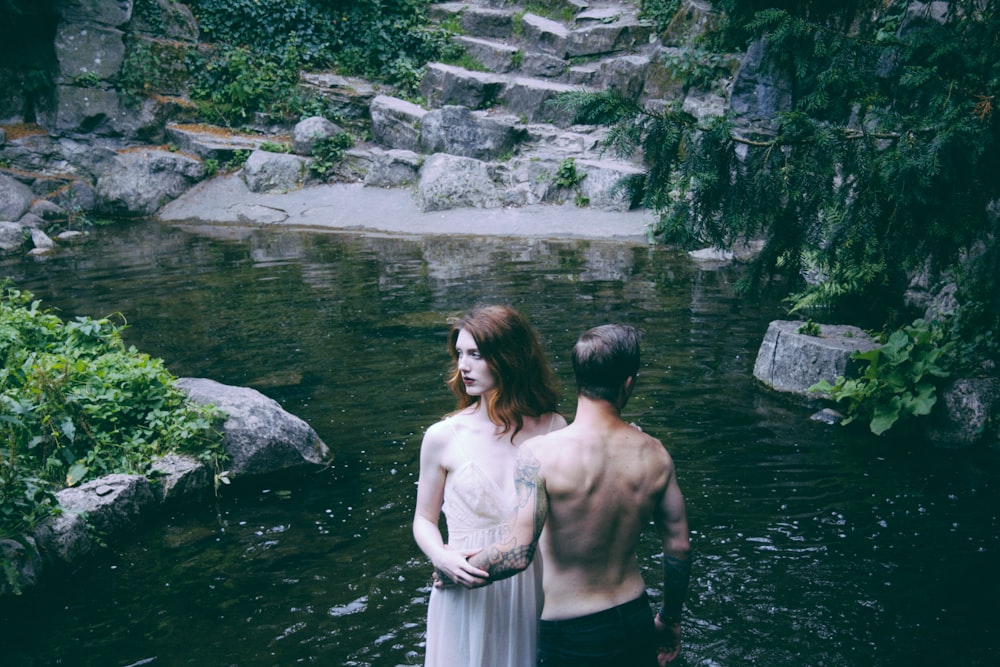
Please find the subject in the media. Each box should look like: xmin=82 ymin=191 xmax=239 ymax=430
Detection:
xmin=1 ymin=219 xmax=998 ymax=666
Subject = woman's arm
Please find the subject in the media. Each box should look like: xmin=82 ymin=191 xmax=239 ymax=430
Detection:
xmin=412 ymin=423 xmax=488 ymax=586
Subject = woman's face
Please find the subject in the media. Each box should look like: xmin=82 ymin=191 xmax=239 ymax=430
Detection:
xmin=455 ymin=328 xmax=497 ymax=398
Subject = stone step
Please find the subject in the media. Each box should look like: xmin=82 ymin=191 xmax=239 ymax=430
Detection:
xmin=419 ymin=62 xmax=595 ymax=125
xmin=164 ymin=123 xmax=276 ymax=161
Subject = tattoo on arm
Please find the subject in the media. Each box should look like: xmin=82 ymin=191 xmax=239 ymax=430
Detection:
xmin=660 ymin=553 xmax=692 ymax=623
xmin=469 ymin=449 xmax=546 ymax=580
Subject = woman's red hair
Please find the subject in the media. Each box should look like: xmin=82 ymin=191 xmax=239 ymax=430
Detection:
xmin=447 ymin=304 xmax=560 ymax=439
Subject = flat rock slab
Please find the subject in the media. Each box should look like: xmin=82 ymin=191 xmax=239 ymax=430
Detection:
xmin=156 ymin=174 xmax=651 ymax=242
xmin=753 ymin=320 xmax=880 ymax=396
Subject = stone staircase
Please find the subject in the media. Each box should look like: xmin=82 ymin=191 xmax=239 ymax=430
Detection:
xmin=161 ymin=0 xmax=689 ymax=213
xmin=358 ymin=0 xmax=668 ymax=212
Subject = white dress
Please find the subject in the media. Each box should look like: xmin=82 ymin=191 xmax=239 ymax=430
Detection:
xmin=423 ymin=424 xmax=543 ymax=667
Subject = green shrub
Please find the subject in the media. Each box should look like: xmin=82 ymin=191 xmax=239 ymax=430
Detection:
xmin=810 ymin=319 xmax=954 ymax=436
xmin=0 ymin=286 xmax=225 ymax=539
xmin=260 ymin=141 xmax=292 ymax=154
xmin=309 ymin=132 xmax=354 ymax=181
xmin=187 ymin=43 xmax=304 ymax=124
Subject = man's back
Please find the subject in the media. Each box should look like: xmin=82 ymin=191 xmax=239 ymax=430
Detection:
xmin=531 ymin=401 xmax=672 ymax=620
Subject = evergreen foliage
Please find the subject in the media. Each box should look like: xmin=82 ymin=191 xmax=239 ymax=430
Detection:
xmin=569 ymin=1 xmax=998 ymax=357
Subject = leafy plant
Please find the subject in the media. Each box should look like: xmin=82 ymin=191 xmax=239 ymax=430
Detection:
xmin=554 ymin=158 xmax=585 ymax=188
xmin=796 ymin=320 xmax=821 ymax=337
xmin=0 ymin=285 xmax=226 ymax=538
xmin=640 ymin=0 xmax=682 ymax=34
xmin=810 ymin=319 xmax=954 ymax=435
xmin=260 ymin=141 xmax=292 ymax=153
xmin=224 ymin=149 xmax=251 ymax=171
xmin=308 ymin=132 xmax=354 ymax=181
xmin=203 ymin=158 xmax=220 ymax=178
xmin=72 ymin=72 xmax=101 ymax=87
xmin=661 ymin=48 xmax=735 ymax=91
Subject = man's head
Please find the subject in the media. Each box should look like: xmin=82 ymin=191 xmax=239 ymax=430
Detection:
xmin=571 ymin=324 xmax=640 ymax=404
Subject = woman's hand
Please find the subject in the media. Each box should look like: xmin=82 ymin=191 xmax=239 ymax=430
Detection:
xmin=432 ymin=546 xmax=488 ymax=588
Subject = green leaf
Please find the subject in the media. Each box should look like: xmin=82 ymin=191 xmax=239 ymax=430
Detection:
xmin=66 ymin=462 xmax=88 ymax=487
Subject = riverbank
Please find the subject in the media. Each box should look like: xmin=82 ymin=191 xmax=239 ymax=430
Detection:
xmin=156 ymin=174 xmax=653 ymax=242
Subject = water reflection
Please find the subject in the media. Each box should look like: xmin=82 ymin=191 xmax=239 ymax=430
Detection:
xmin=1 ymin=220 xmax=998 ymax=666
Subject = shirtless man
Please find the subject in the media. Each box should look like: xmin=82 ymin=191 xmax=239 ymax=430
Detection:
xmin=462 ymin=323 xmax=692 ymax=666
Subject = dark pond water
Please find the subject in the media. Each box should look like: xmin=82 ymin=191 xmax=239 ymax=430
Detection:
xmin=1 ymin=219 xmax=998 ymax=667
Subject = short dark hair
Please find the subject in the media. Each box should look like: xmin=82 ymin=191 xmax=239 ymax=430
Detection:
xmin=571 ymin=324 xmax=640 ymax=402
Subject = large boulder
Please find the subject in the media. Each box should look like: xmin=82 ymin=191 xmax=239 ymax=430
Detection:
xmin=370 ymin=95 xmax=427 ymax=152
xmin=96 ymin=147 xmax=205 ymax=216
xmin=926 ymin=377 xmax=1000 ymax=447
xmin=176 ymin=377 xmax=332 ymax=476
xmin=54 ymin=23 xmax=126 ymax=82
xmin=55 ymin=474 xmax=156 ymax=536
xmin=753 ymin=320 xmax=879 ymax=397
xmin=292 ymin=116 xmax=343 ymax=156
xmin=415 ymin=153 xmax=501 ymax=212
xmin=1 ymin=375 xmax=330 ymax=600
xmin=242 ymin=149 xmax=310 ymax=194
xmin=363 ymin=148 xmax=422 ymax=188
xmin=418 ymin=106 xmax=527 ymax=161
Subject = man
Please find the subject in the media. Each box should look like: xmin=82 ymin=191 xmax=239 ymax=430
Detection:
xmin=461 ymin=323 xmax=692 ymax=666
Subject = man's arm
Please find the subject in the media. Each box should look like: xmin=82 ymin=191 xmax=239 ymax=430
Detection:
xmin=654 ymin=456 xmax=691 ymax=664
xmin=464 ymin=444 xmax=548 ymax=584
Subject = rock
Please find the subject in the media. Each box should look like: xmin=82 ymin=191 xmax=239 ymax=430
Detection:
xmin=0 ymin=221 xmax=28 ymax=254
xmin=753 ymin=320 xmax=880 ymax=397
xmin=369 ymin=95 xmax=427 ymax=152
xmin=175 ymin=377 xmax=332 ymax=476
xmin=420 ymin=63 xmax=506 ymax=110
xmin=459 ymin=6 xmax=515 ymax=39
xmin=55 ymin=22 xmax=126 ymax=82
xmin=0 ymin=538 xmax=43 ymax=597
xmin=47 ymin=85 xmax=175 ymax=139
xmin=50 ymin=179 xmax=97 ymax=212
xmin=455 ymin=35 xmax=521 ymax=73
xmin=363 ymin=148 xmax=422 ymax=187
xmin=730 ymin=36 xmax=793 ymax=128
xmin=522 ymin=13 xmax=570 ymax=56
xmin=96 ymin=147 xmax=205 ymax=216
xmin=502 ymin=77 xmax=583 ymax=125
xmin=149 ymin=453 xmax=213 ymax=503
xmin=0 ymin=173 xmax=35 ymax=221
xmin=292 ymin=116 xmax=343 ymax=156
xmin=29 ymin=198 xmax=67 ymax=222
xmin=18 ymin=212 xmax=46 ymax=229
xmin=242 ymin=149 xmax=310 ymax=194
xmin=128 ymin=0 xmax=199 ymax=41
xmin=574 ymin=158 xmax=643 ymax=211
xmin=926 ymin=377 xmax=1000 ymax=447
xmin=810 ymin=407 xmax=845 ymax=425
xmin=28 ymin=227 xmax=55 ymax=254
xmin=566 ymin=18 xmax=653 ymax=58
xmin=32 ymin=511 xmax=92 ymax=567
xmin=60 ymin=0 xmax=132 ymax=27
xmin=55 ymin=474 xmax=157 ymax=536
xmin=415 ymin=153 xmax=501 ymax=212
xmin=418 ymin=106 xmax=527 ymax=161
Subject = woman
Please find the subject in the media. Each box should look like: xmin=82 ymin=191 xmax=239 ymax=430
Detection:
xmin=414 ymin=304 xmax=567 ymax=667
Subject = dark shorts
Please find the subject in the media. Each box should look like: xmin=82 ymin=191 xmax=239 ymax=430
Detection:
xmin=537 ymin=593 xmax=657 ymax=667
